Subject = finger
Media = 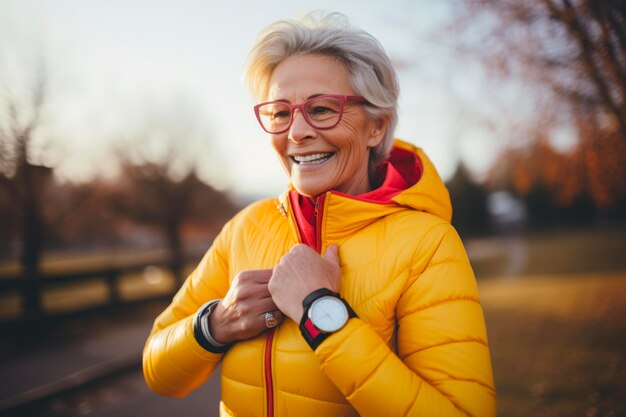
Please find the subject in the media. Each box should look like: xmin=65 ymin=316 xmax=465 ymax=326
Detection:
xmin=237 ymin=268 xmax=274 ymax=284
xmin=255 ymin=297 xmax=280 ymax=314
xmin=258 ymin=307 xmax=283 ymax=319
xmin=291 ymin=243 xmax=315 ymax=254
xmin=233 ymin=295 xmax=278 ymax=317
xmin=235 ymin=281 xmax=274 ymax=300
xmin=254 ymin=269 xmax=274 ymax=283
xmin=323 ymin=244 xmax=340 ymax=266
xmin=223 ymin=297 xmax=278 ymax=323
xmin=260 ymin=309 xmax=285 ymax=329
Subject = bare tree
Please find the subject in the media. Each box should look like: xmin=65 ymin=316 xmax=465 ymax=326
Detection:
xmin=110 ymin=161 xmax=233 ymax=282
xmin=109 ymin=100 xmax=234 ymax=283
xmin=0 ymin=65 xmax=96 ymax=317
xmin=0 ymin=70 xmax=51 ymax=317
xmin=451 ymin=0 xmax=624 ymax=132
xmin=446 ymin=0 xmax=626 ymax=212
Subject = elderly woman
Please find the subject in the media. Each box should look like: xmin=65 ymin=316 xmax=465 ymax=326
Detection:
xmin=143 ymin=12 xmax=496 ymax=417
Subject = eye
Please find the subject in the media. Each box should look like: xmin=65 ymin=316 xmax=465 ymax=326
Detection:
xmin=306 ymin=97 xmax=341 ymax=119
xmin=309 ymin=106 xmax=334 ymax=115
xmin=271 ymin=110 xmax=291 ymax=121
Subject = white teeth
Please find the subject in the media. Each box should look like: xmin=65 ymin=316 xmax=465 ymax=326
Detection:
xmin=293 ymin=153 xmax=333 ymax=164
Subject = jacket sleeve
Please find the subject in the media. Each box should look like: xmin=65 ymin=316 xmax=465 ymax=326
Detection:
xmin=142 ymin=219 xmax=233 ymax=397
xmin=314 ymin=223 xmax=496 ymax=417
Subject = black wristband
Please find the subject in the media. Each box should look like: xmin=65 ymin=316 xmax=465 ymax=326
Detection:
xmin=193 ymin=301 xmax=231 ymax=354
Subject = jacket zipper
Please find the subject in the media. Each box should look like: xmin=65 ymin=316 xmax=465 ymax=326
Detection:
xmin=314 ymin=193 xmax=327 ymax=253
xmin=265 ymin=197 xmax=296 ymax=417
xmin=265 ymin=193 xmax=327 ymax=417
xmin=264 ymin=329 xmax=276 ymax=417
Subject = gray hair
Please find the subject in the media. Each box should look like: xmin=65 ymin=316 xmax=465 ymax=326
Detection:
xmin=246 ymin=12 xmax=399 ymax=174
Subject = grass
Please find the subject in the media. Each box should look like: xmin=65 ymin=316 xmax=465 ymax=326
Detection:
xmin=468 ymin=226 xmax=626 ymax=278
xmin=479 ymin=272 xmax=626 ymax=417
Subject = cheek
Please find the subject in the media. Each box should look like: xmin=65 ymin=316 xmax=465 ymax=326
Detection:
xmin=335 ymin=121 xmax=370 ymax=164
xmin=270 ymin=135 xmax=286 ymax=156
xmin=339 ymin=114 xmax=371 ymax=148
xmin=270 ymin=136 xmax=291 ymax=171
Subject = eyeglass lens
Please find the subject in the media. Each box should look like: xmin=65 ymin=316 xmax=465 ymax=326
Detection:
xmin=258 ymin=96 xmax=343 ymax=133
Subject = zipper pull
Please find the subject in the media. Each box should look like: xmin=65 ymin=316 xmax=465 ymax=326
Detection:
xmin=314 ymin=197 xmax=320 ymax=218
xmin=276 ymin=203 xmax=287 ymax=217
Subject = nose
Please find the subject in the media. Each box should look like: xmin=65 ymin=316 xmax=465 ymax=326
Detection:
xmin=288 ymin=109 xmax=315 ymax=143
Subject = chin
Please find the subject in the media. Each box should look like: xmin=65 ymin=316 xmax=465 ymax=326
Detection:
xmin=292 ymin=182 xmax=328 ymax=198
xmin=293 ymin=187 xmax=320 ymax=198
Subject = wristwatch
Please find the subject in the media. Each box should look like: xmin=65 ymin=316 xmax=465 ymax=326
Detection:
xmin=299 ymin=288 xmax=357 ymax=350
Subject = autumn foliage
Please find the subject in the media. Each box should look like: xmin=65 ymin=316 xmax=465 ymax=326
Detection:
xmin=491 ymin=124 xmax=626 ymax=212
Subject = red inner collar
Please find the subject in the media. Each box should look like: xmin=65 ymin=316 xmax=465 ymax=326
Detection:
xmin=288 ymin=147 xmax=423 ymax=248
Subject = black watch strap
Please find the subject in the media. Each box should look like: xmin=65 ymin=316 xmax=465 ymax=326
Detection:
xmin=299 ymin=288 xmax=357 ymax=350
xmin=302 ymin=288 xmax=339 ymax=310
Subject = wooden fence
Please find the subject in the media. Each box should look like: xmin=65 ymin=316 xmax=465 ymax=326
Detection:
xmin=0 ymin=259 xmax=191 ymax=322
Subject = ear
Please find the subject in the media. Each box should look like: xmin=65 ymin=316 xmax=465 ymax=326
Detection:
xmin=366 ymin=116 xmax=389 ymax=148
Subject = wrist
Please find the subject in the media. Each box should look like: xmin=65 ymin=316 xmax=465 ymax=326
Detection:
xmin=292 ymin=305 xmax=304 ymax=324
xmin=194 ymin=300 xmax=232 ymax=353
xmin=207 ymin=304 xmax=234 ymax=345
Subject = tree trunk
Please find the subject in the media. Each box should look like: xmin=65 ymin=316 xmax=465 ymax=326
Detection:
xmin=166 ymin=222 xmax=184 ymax=286
xmin=18 ymin=163 xmax=51 ymax=319
xmin=21 ymin=191 xmax=44 ymax=319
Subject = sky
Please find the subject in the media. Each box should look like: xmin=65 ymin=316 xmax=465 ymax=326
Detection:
xmin=0 ymin=0 xmax=504 ymax=200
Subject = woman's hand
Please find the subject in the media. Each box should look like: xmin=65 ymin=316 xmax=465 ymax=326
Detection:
xmin=209 ymin=269 xmax=284 ymax=344
xmin=269 ymin=244 xmax=341 ymax=323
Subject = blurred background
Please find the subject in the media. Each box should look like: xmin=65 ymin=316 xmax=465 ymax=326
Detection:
xmin=0 ymin=1 xmax=624 ymax=416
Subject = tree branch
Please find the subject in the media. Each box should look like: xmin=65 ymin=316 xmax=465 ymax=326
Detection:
xmin=558 ymin=0 xmax=626 ymax=138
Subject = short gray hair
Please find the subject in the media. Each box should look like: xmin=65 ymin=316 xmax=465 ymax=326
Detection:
xmin=246 ymin=12 xmax=399 ymax=173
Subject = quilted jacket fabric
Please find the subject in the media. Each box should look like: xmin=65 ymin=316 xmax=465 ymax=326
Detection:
xmin=143 ymin=139 xmax=496 ymax=417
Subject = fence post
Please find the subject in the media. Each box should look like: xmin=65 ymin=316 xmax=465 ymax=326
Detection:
xmin=105 ymin=269 xmax=121 ymax=307
xmin=23 ymin=267 xmax=42 ymax=320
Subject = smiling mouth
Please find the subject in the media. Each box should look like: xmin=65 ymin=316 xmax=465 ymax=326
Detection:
xmin=291 ymin=152 xmax=335 ymax=165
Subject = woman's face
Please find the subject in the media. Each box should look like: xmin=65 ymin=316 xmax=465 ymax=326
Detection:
xmin=267 ymin=54 xmax=386 ymax=198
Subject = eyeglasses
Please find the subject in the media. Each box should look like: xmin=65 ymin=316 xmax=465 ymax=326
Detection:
xmin=254 ymin=94 xmax=369 ymax=134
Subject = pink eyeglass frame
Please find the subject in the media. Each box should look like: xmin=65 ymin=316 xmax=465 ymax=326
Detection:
xmin=253 ymin=94 xmax=369 ymax=134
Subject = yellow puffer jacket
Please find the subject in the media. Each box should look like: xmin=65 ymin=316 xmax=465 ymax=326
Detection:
xmin=143 ymin=140 xmax=496 ymax=417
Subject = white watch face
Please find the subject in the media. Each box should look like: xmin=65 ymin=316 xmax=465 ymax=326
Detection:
xmin=309 ymin=296 xmax=349 ymax=332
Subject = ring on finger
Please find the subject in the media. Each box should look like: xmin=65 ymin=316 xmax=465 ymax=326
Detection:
xmin=264 ymin=311 xmax=279 ymax=328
